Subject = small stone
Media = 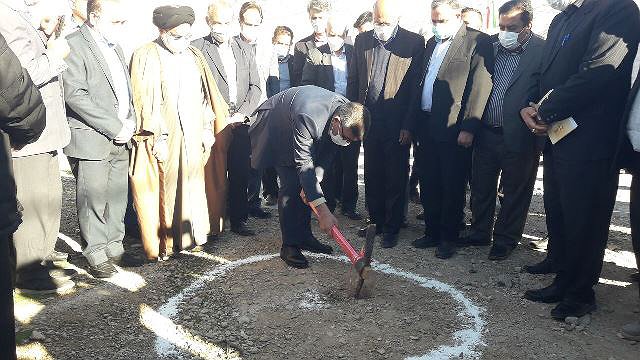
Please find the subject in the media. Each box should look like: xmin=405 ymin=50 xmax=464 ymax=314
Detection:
xmin=469 ymin=268 xmax=478 ymax=274
xmin=410 ymin=336 xmax=420 ymax=340
xmin=376 ymin=349 xmax=386 ymax=355
xmin=30 ymin=331 xmax=46 ymax=341
xmin=565 ymin=317 xmax=579 ymax=326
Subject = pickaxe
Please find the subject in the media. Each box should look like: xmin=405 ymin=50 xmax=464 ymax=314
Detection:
xmin=310 ymin=204 xmax=376 ymax=299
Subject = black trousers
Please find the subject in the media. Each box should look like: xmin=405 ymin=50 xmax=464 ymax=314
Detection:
xmin=321 ymin=141 xmax=361 ymax=212
xmin=0 ymin=233 xmax=16 ymax=360
xmin=262 ymin=167 xmax=279 ymax=198
xmin=544 ymin=148 xmax=618 ymax=303
xmin=227 ymin=124 xmax=251 ymax=226
xmin=470 ymin=127 xmax=540 ymax=247
xmin=418 ymin=135 xmax=471 ymax=244
xmin=364 ymin=135 xmax=410 ymax=234
xmin=276 ymin=166 xmax=313 ymax=247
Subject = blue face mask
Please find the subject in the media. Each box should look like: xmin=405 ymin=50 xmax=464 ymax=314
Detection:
xmin=432 ymin=21 xmax=460 ymax=42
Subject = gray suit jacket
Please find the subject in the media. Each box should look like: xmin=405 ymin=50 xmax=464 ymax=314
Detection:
xmin=63 ymin=24 xmax=135 ymax=160
xmin=249 ymin=85 xmax=347 ymax=203
xmin=0 ymin=1 xmax=70 ymax=158
xmin=489 ymin=34 xmax=546 ymax=154
xmin=192 ymin=35 xmax=262 ymax=117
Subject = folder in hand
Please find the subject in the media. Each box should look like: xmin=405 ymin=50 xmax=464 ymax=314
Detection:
xmin=536 ymin=90 xmax=578 ymax=145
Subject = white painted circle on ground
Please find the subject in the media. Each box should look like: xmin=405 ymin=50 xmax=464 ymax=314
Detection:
xmin=151 ymin=253 xmax=485 ymax=359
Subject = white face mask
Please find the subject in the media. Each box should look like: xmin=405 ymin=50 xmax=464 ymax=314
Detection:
xmin=329 ymin=121 xmax=350 ymax=147
xmin=327 ymin=36 xmax=345 ymax=53
xmin=498 ymin=30 xmax=520 ymax=50
xmin=374 ymin=23 xmax=397 ymax=42
xmin=432 ymin=21 xmax=460 ymax=42
xmin=240 ymin=24 xmax=259 ymax=43
xmin=311 ymin=18 xmax=328 ymax=34
xmin=274 ymin=44 xmax=290 ymax=60
xmin=161 ymin=33 xmax=190 ymax=54
xmin=547 ymin=0 xmax=574 ymax=11
xmin=210 ymin=24 xmax=230 ymax=44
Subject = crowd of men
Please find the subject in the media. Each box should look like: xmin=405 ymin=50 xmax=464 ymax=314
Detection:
xmin=1 ymin=0 xmax=640 ymax=357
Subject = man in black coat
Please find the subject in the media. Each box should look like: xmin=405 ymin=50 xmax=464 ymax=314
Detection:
xmin=460 ymin=0 xmax=545 ymax=261
xmin=348 ymin=0 xmax=424 ymax=248
xmin=302 ymin=14 xmax=362 ymax=220
xmin=291 ymin=0 xmax=331 ymax=86
xmin=408 ymin=0 xmax=493 ymax=259
xmin=250 ymin=86 xmax=370 ymax=269
xmin=192 ymin=0 xmax=262 ymax=235
xmin=0 ymin=32 xmax=46 ymax=360
xmin=521 ymin=0 xmax=640 ymax=320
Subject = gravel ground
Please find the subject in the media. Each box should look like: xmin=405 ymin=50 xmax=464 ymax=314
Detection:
xmin=13 ymin=167 xmax=640 ymax=360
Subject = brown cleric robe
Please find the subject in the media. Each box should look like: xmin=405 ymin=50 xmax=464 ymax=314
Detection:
xmin=129 ymin=40 xmax=230 ymax=260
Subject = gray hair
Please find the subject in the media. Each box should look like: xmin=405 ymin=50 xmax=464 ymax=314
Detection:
xmin=307 ymin=0 xmax=331 ymax=14
xmin=431 ymin=0 xmax=461 ymax=10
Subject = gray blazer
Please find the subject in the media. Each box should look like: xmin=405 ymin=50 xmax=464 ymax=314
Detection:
xmin=489 ymin=33 xmax=546 ymax=154
xmin=0 ymin=1 xmax=70 ymax=158
xmin=249 ymin=85 xmax=347 ymax=203
xmin=192 ymin=35 xmax=262 ymax=117
xmin=63 ymin=24 xmax=135 ymax=161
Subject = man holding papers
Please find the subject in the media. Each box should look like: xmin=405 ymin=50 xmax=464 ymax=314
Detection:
xmin=519 ymin=0 xmax=640 ymax=320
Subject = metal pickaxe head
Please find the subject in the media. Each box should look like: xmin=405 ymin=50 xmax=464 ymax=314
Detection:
xmin=348 ymin=225 xmax=377 ymax=299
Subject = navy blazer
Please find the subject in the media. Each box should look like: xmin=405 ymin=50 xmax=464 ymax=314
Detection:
xmin=249 ymin=85 xmax=347 ymax=203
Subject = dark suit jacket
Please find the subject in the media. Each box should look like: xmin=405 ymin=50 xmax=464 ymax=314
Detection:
xmin=301 ymin=43 xmax=355 ymax=99
xmin=292 ymin=34 xmax=327 ymax=87
xmin=0 ymin=32 xmax=46 ymax=234
xmin=267 ymin=56 xmax=294 ymax=98
xmin=407 ymin=25 xmax=493 ymax=143
xmin=487 ymin=34 xmax=546 ymax=153
xmin=537 ymin=0 xmax=640 ymax=161
xmin=63 ymin=24 xmax=136 ymax=160
xmin=192 ymin=35 xmax=262 ymax=116
xmin=348 ymin=27 xmax=424 ymax=139
xmin=249 ymin=85 xmax=347 ymax=203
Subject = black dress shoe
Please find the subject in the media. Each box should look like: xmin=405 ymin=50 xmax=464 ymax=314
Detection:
xmin=89 ymin=261 xmax=118 ymax=279
xmin=524 ymin=283 xmax=565 ymax=303
xmin=300 ymin=236 xmax=333 ymax=254
xmin=358 ymin=225 xmax=382 ymax=237
xmin=381 ymin=233 xmax=398 ymax=248
xmin=231 ymin=222 xmax=256 ymax=236
xmin=416 ymin=212 xmax=425 ymax=221
xmin=458 ymin=235 xmax=491 ymax=247
xmin=412 ymin=236 xmax=438 ymax=249
xmin=435 ymin=241 xmax=456 ymax=259
xmin=342 ymin=209 xmax=363 ymax=221
xmin=523 ymin=258 xmax=558 ymax=275
xmin=551 ymin=300 xmax=596 ymax=320
xmin=488 ymin=244 xmax=515 ymax=261
xmin=280 ymin=246 xmax=309 ymax=269
xmin=248 ymin=207 xmax=272 ymax=219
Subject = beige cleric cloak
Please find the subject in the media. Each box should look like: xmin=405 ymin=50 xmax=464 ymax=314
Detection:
xmin=129 ymin=42 xmax=231 ymax=259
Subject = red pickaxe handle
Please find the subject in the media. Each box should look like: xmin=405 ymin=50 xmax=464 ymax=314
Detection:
xmin=310 ymin=205 xmax=363 ymax=266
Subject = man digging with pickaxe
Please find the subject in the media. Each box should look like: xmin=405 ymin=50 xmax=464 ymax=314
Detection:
xmin=250 ymin=86 xmax=373 ymax=296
